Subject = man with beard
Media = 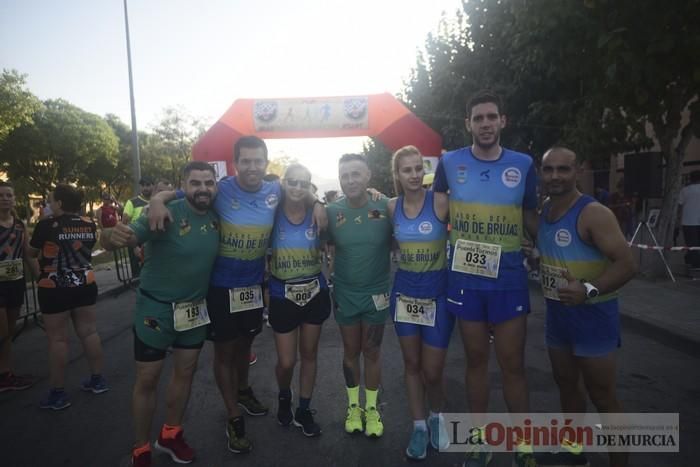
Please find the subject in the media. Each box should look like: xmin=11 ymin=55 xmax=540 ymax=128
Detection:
xmin=432 ymin=91 xmax=539 ymax=467
xmin=101 ymin=161 xmax=219 ymax=467
xmin=534 ymin=147 xmax=635 ymax=467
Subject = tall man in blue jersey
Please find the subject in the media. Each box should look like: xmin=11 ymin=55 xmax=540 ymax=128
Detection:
xmin=534 ymin=147 xmax=635 ymax=467
xmin=432 ymin=91 xmax=539 ymax=467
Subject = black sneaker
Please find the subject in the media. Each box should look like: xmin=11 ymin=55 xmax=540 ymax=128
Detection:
xmin=226 ymin=416 xmax=252 ymax=454
xmin=277 ymin=393 xmax=294 ymax=426
xmin=238 ymin=386 xmax=269 ymax=416
xmin=293 ymin=407 xmax=321 ymax=437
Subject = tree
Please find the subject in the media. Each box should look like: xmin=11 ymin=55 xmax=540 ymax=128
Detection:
xmin=0 ymin=69 xmax=42 ymax=144
xmin=363 ymin=139 xmax=394 ymax=197
xmin=0 ymin=99 xmax=118 ymax=197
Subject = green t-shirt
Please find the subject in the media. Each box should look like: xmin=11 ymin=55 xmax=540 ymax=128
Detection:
xmin=130 ymin=199 xmax=219 ymax=303
xmin=325 ymin=196 xmax=392 ymax=294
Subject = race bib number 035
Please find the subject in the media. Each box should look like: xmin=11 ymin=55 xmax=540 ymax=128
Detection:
xmin=540 ymin=264 xmax=568 ymax=301
xmin=229 ymin=285 xmax=263 ymax=313
xmin=395 ymin=295 xmax=436 ymax=327
xmin=0 ymin=259 xmax=23 ymax=282
xmin=451 ymin=239 xmax=501 ymax=279
xmin=285 ymin=279 xmax=321 ymax=307
xmin=173 ymin=299 xmax=210 ymax=331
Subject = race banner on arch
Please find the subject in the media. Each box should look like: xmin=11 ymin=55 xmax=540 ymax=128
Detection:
xmin=253 ymin=97 xmax=369 ymax=132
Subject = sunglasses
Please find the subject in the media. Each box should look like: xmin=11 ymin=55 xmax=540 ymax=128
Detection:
xmin=285 ymin=179 xmax=311 ymax=189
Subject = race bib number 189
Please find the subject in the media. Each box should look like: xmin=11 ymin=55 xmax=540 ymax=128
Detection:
xmin=229 ymin=285 xmax=264 ymax=313
xmin=451 ymin=239 xmax=501 ymax=279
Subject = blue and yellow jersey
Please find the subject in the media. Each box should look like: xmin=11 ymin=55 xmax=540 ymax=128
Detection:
xmin=433 ymin=147 xmax=537 ymax=290
xmin=211 ymin=176 xmax=280 ymax=288
xmin=393 ymin=191 xmax=448 ymax=297
xmin=269 ymin=208 xmax=325 ymax=298
xmin=537 ymin=195 xmax=616 ymax=304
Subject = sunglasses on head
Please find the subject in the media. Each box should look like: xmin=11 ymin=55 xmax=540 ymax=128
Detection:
xmin=285 ymin=179 xmax=311 ymax=189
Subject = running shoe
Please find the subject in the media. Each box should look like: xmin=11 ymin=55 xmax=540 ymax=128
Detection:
xmin=0 ymin=372 xmax=35 ymax=392
xmin=428 ymin=413 xmax=451 ymax=450
xmin=154 ymin=428 xmax=194 ymax=464
xmin=238 ymin=386 xmax=268 ymax=416
xmin=293 ymin=407 xmax=322 ymax=437
xmin=131 ymin=448 xmax=151 ymax=467
xmin=249 ymin=352 xmax=258 ymax=366
xmin=364 ymin=407 xmax=384 ymax=438
xmin=406 ymin=427 xmax=428 ymax=460
xmin=39 ymin=389 xmax=71 ymax=410
xmin=226 ymin=416 xmax=252 ymax=454
xmin=277 ymin=392 xmax=294 ymax=426
xmin=344 ymin=404 xmax=364 ymax=434
xmin=514 ymin=451 xmax=538 ymax=467
xmin=462 ymin=446 xmax=492 ymax=467
xmin=80 ymin=374 xmax=110 ymax=394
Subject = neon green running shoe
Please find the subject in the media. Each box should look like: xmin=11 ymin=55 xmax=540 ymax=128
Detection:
xmin=364 ymin=407 xmax=384 ymax=438
xmin=344 ymin=404 xmax=364 ymax=434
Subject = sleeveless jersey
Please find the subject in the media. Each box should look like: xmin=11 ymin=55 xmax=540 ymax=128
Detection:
xmin=211 ymin=176 xmax=280 ymax=288
xmin=0 ymin=217 xmax=26 ymax=283
xmin=30 ymin=214 xmax=97 ymax=288
xmin=392 ymin=191 xmax=448 ymax=297
xmin=433 ymin=147 xmax=537 ymax=290
xmin=537 ymin=195 xmax=617 ymax=305
xmin=269 ymin=208 xmax=325 ymax=299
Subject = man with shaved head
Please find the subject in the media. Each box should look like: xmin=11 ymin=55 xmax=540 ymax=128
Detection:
xmin=534 ymin=146 xmax=636 ymax=467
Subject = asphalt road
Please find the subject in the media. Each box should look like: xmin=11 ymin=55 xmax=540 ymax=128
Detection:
xmin=1 ymin=286 xmax=697 ymax=467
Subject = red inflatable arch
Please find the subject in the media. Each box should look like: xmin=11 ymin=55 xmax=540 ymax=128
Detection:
xmin=192 ymin=93 xmax=442 ymax=176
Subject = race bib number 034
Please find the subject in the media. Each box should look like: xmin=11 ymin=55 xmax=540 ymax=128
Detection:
xmin=452 ymin=239 xmax=501 ymax=279
xmin=540 ymin=264 xmax=568 ymax=301
xmin=229 ymin=285 xmax=264 ymax=313
xmin=395 ymin=295 xmax=436 ymax=327
xmin=0 ymin=259 xmax=23 ymax=282
xmin=285 ymin=279 xmax=321 ymax=307
xmin=172 ymin=299 xmax=210 ymax=331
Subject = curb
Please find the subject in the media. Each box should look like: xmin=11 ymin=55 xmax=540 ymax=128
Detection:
xmin=619 ymin=312 xmax=700 ymax=358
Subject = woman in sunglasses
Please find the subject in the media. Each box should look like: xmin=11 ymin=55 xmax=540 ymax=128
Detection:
xmin=269 ymin=163 xmax=330 ymax=438
xmin=387 ymin=146 xmax=453 ymax=460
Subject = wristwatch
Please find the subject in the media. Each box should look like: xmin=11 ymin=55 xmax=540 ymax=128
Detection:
xmin=582 ymin=281 xmax=599 ymax=299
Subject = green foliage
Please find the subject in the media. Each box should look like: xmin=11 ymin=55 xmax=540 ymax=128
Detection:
xmin=0 ymin=69 xmax=42 ymax=143
xmin=363 ymin=139 xmax=395 ymax=197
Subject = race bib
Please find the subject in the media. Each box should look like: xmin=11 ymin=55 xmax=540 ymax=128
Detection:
xmin=451 ymin=239 xmax=501 ymax=278
xmin=285 ymin=279 xmax=321 ymax=307
xmin=229 ymin=285 xmax=263 ymax=314
xmin=172 ymin=299 xmax=210 ymax=331
xmin=0 ymin=259 xmax=23 ymax=282
xmin=372 ymin=292 xmax=390 ymax=311
xmin=395 ymin=295 xmax=436 ymax=327
xmin=540 ymin=264 xmax=569 ymax=301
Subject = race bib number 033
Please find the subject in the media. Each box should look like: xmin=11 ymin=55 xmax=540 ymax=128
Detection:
xmin=395 ymin=295 xmax=436 ymax=327
xmin=0 ymin=259 xmax=23 ymax=282
xmin=285 ymin=279 xmax=321 ymax=307
xmin=540 ymin=264 xmax=568 ymax=301
xmin=452 ymin=239 xmax=501 ymax=279
xmin=172 ymin=299 xmax=210 ymax=331
xmin=229 ymin=285 xmax=264 ymax=313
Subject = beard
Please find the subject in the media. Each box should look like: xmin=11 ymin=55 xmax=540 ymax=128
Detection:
xmin=188 ymin=192 xmax=212 ymax=211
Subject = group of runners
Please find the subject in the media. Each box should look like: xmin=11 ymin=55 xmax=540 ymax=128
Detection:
xmin=0 ymin=90 xmax=637 ymax=467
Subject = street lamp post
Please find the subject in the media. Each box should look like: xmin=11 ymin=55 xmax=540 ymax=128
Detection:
xmin=123 ymin=0 xmax=141 ymax=194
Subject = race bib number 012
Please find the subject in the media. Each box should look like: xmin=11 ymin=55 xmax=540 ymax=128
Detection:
xmin=172 ymin=299 xmax=210 ymax=331
xmin=451 ymin=239 xmax=501 ymax=279
xmin=0 ymin=259 xmax=23 ymax=282
xmin=540 ymin=264 xmax=569 ymax=301
xmin=229 ymin=285 xmax=264 ymax=313
xmin=395 ymin=295 xmax=436 ymax=327
xmin=285 ymin=279 xmax=321 ymax=307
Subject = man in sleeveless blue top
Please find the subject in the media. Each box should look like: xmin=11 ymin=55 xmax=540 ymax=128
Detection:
xmin=534 ymin=147 xmax=636 ymax=467
xmin=432 ymin=91 xmax=539 ymax=467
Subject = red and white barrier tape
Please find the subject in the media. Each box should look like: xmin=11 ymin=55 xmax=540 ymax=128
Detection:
xmin=628 ymin=243 xmax=700 ymax=251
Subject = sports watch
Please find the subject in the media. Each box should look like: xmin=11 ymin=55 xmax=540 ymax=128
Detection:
xmin=582 ymin=281 xmax=599 ymax=299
